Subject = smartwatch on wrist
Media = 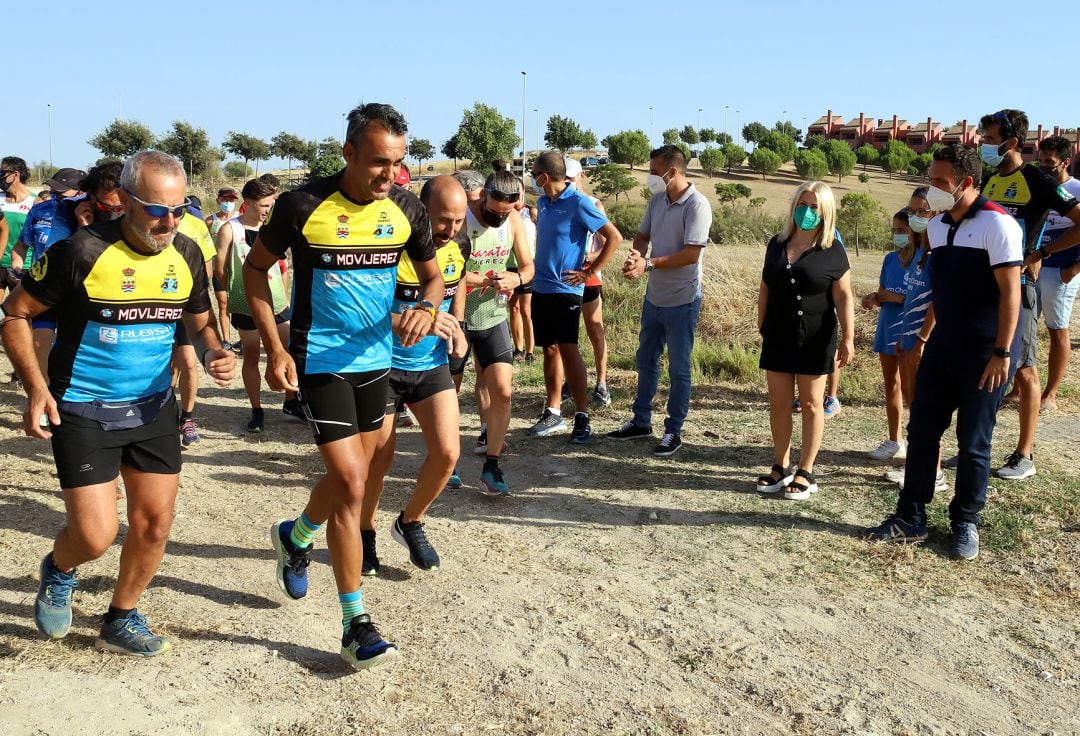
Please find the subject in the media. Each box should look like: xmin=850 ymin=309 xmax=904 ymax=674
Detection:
xmin=414 ymin=300 xmax=437 ymax=319
xmin=644 ymin=258 xmax=654 ymax=273
xmin=993 ymin=347 xmax=1010 ymax=359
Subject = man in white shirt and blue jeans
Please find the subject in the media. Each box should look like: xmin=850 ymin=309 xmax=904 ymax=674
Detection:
xmin=607 ymin=145 xmax=712 ymax=457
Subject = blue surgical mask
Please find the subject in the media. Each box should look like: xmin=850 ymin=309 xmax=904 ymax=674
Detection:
xmin=908 ymin=215 xmax=930 ymax=233
xmin=531 ymin=175 xmax=545 ymax=195
xmin=980 ymin=143 xmax=1005 ymax=167
xmin=893 ymin=233 xmax=910 ymax=248
xmin=220 ymin=201 xmax=237 ymax=214
xmin=793 ymin=204 xmax=821 ymax=231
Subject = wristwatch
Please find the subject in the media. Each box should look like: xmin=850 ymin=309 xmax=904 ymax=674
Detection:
xmin=644 ymin=258 xmax=654 ymax=273
xmin=993 ymin=347 xmax=1011 ymax=358
xmin=414 ymin=300 xmax=437 ymax=319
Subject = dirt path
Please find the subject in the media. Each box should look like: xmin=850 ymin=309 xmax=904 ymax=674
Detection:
xmin=0 ymin=359 xmax=1077 ymax=736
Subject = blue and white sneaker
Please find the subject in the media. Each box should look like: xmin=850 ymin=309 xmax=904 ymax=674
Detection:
xmin=96 ymin=609 xmax=172 ymax=657
xmin=863 ymin=515 xmax=928 ymax=544
xmin=479 ymin=466 xmax=510 ymax=496
xmin=527 ymin=409 xmax=567 ymax=437
xmin=446 ymin=468 xmax=463 ymax=490
xmin=950 ymin=522 xmax=980 ymax=561
xmin=569 ymin=412 xmax=593 ymax=444
xmin=823 ymin=395 xmax=841 ymax=419
xmin=34 ymin=553 xmax=78 ymax=639
xmin=340 ymin=614 xmax=399 ymax=670
xmin=271 ymin=519 xmax=311 ymax=600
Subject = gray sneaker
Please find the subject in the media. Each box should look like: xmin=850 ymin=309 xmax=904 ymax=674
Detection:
xmin=590 ymin=384 xmax=612 ymax=407
xmin=995 ymin=451 xmax=1035 ymax=480
xmin=96 ymin=610 xmax=173 ymax=657
xmin=950 ymin=522 xmax=980 ymax=561
xmin=527 ymin=408 xmax=567 ymax=437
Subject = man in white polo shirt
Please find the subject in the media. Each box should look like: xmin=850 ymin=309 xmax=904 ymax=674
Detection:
xmin=606 ymin=145 xmax=712 ymax=457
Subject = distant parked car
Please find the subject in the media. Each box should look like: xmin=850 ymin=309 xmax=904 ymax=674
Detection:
xmin=580 ymin=157 xmax=600 ymax=168
xmin=597 ymin=156 xmax=609 ymax=165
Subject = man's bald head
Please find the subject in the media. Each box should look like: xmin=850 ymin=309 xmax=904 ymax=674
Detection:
xmin=420 ymin=175 xmax=468 ymax=245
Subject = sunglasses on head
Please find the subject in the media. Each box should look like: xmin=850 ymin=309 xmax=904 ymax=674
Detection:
xmin=124 ymin=189 xmax=189 ymax=219
xmin=0 ymin=170 xmax=17 ymax=177
xmin=992 ymin=111 xmax=1017 ymax=140
xmin=486 ymin=188 xmax=520 ymax=203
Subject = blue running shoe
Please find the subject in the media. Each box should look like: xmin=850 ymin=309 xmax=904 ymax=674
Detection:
xmin=479 ymin=466 xmax=510 ymax=496
xmin=340 ymin=614 xmax=399 ymax=670
xmin=823 ymin=396 xmax=841 ymax=419
xmin=271 ymin=519 xmax=311 ymax=600
xmin=95 ymin=610 xmax=172 ymax=657
xmin=863 ymin=515 xmax=928 ymax=544
xmin=446 ymin=468 xmax=463 ymax=490
xmin=950 ymin=522 xmax=980 ymax=561
xmin=34 ymin=553 xmax=78 ymax=639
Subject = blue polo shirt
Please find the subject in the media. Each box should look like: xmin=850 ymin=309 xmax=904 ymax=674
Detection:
xmin=534 ymin=183 xmax=609 ymax=295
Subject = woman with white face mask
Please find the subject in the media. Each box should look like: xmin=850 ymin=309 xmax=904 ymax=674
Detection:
xmin=861 ymin=208 xmax=917 ymax=462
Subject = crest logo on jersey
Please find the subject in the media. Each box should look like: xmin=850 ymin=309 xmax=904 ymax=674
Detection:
xmin=29 ymin=254 xmax=47 ymax=281
xmin=1004 ymin=182 xmax=1018 ymax=200
xmin=161 ymin=265 xmax=178 ymax=294
xmin=444 ymin=262 xmax=457 ymax=276
xmin=99 ymin=326 xmax=118 ymax=344
xmin=100 ymin=308 xmax=113 ymax=319
xmin=321 ymin=252 xmax=333 ymax=264
xmin=121 ymin=268 xmax=136 ymax=293
xmin=374 ymin=224 xmax=395 ymax=239
xmin=336 ymin=214 xmax=349 ymax=239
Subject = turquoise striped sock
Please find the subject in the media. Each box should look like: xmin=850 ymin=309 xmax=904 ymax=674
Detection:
xmin=289 ymin=512 xmax=320 ymax=549
xmin=339 ymin=589 xmax=365 ymax=629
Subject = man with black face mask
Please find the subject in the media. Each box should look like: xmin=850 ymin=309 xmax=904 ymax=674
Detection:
xmin=460 ymin=170 xmax=533 ymax=495
xmin=976 ymin=109 xmax=1080 ymax=482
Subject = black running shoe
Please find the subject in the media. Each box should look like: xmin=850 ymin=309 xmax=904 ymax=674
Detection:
xmin=340 ymin=614 xmax=398 ymax=670
xmin=282 ymin=398 xmax=306 ymax=422
xmin=570 ymin=412 xmax=592 ymax=444
xmin=653 ymin=432 xmax=683 ymax=457
xmin=361 ymin=529 xmax=380 ymax=577
xmin=606 ymin=420 xmax=652 ymax=440
xmin=390 ymin=513 xmax=440 ymax=571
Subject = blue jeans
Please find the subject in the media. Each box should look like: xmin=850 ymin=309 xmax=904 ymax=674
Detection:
xmin=631 ymin=297 xmax=701 ymax=435
xmin=897 ymin=343 xmax=1012 ymax=527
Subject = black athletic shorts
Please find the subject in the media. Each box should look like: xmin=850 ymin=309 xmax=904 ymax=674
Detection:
xmin=583 ymin=285 xmax=603 ymax=304
xmin=174 ymin=320 xmax=192 ymax=347
xmin=50 ymin=394 xmax=181 ymax=488
xmin=466 ymin=321 xmax=514 ymax=368
xmin=231 ymin=309 xmax=291 ymax=332
xmin=212 ymin=273 xmax=225 ymax=293
xmin=531 ymin=292 xmax=583 ymax=347
xmin=384 ymin=364 xmax=454 ymax=414
xmin=299 ymin=368 xmax=390 ymax=445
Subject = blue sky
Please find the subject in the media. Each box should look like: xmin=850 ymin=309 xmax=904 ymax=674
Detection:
xmin=6 ymin=0 xmax=1073 ymax=171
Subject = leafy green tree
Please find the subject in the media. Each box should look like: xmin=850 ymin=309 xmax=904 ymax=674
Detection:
xmin=774 ymin=120 xmax=803 ymax=143
xmin=698 ymin=147 xmax=726 ymax=177
xmin=749 ymin=197 xmax=767 ymax=208
xmin=639 ymin=185 xmax=652 ymax=202
xmin=88 ymin=119 xmax=156 ymax=159
xmin=715 ymin=132 xmax=733 ymax=146
xmin=675 ymin=142 xmax=692 ymax=163
xmin=452 ymin=103 xmax=519 ymax=174
xmin=270 ymin=131 xmax=308 ymax=174
xmin=838 ymin=192 xmax=889 ymax=249
xmin=823 ymin=139 xmax=857 ymax=182
xmin=927 ymin=142 xmax=945 ymax=156
xmin=748 ymin=147 xmax=781 ymax=180
xmin=544 ymin=115 xmax=595 ymax=152
xmin=307 ymin=139 xmax=345 ymax=181
xmin=603 ymin=130 xmax=651 ymax=170
xmin=879 ymin=140 xmax=917 ymax=178
xmin=699 ymin=128 xmax=718 ymax=145
xmin=442 ymin=134 xmax=463 ymax=170
xmin=223 ymin=132 xmax=271 ymax=176
xmin=720 ymin=143 xmax=746 ymax=173
xmin=159 ymin=121 xmax=220 ymax=178
xmin=408 ymin=138 xmax=435 ymax=171
xmin=680 ymin=125 xmax=700 ymax=145
xmin=804 ymin=134 xmax=826 ymax=150
xmin=715 ymin=182 xmax=752 ymax=206
xmin=794 ymin=149 xmax=829 ymax=180
xmin=858 ymin=172 xmax=871 ymax=185
xmin=589 ymin=164 xmax=637 ymax=203
xmin=223 ymin=161 xmax=251 ymax=179
xmin=661 ymin=128 xmax=680 ymax=145
xmin=759 ymin=131 xmax=797 ymax=163
xmin=911 ymin=153 xmax=933 ymax=177
xmin=855 ymin=144 xmax=880 ymax=171
xmin=742 ymin=121 xmax=770 ymax=146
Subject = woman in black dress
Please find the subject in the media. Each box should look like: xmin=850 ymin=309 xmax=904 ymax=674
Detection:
xmin=756 ymin=181 xmax=854 ymax=500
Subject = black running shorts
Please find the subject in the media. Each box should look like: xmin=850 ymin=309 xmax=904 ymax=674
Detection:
xmin=50 ymin=394 xmax=181 ymax=488
xmin=231 ymin=309 xmax=291 ymax=332
xmin=582 ymin=285 xmax=603 ymax=304
xmin=384 ymin=364 xmax=455 ymax=414
xmin=466 ymin=321 xmax=514 ymax=369
xmin=531 ymin=292 xmax=583 ymax=347
xmin=299 ymin=369 xmax=390 ymax=445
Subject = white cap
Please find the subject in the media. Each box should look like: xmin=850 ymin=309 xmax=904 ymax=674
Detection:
xmin=564 ymin=157 xmax=583 ymax=180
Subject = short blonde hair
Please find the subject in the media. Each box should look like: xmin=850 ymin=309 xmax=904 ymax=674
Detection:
xmin=778 ymin=180 xmax=837 ymax=249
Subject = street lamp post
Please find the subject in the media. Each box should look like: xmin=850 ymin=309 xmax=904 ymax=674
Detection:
xmin=736 ymin=110 xmax=741 ymax=143
xmin=698 ymin=107 xmax=702 ymax=132
xmin=534 ymin=108 xmax=540 ymax=158
xmin=341 ymin=112 xmax=346 ymax=142
xmin=521 ymin=71 xmax=527 ymax=190
xmin=47 ymin=103 xmax=53 ymax=169
xmin=649 ymin=106 xmax=654 ymax=144
xmin=724 ymin=105 xmax=729 ymax=141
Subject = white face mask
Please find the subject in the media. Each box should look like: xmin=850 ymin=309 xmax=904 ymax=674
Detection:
xmin=646 ymin=173 xmax=668 ymax=195
xmin=925 ymin=183 xmax=961 ymax=211
xmin=908 ymin=215 xmax=931 ymax=233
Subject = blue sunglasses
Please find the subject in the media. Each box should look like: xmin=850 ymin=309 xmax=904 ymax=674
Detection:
xmin=124 ymin=189 xmax=190 ymax=219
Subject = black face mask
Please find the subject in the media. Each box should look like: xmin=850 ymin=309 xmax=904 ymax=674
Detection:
xmin=480 ymin=205 xmax=509 ymax=229
xmin=0 ymin=178 xmax=10 ymax=193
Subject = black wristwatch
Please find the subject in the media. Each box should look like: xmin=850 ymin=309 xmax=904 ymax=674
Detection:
xmin=993 ymin=347 xmax=1011 ymax=359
